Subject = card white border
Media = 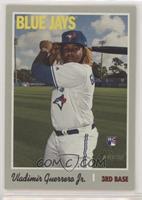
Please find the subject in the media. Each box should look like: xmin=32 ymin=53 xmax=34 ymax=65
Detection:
xmin=2 ymin=2 xmax=138 ymax=193
xmin=11 ymin=11 xmax=129 ymax=171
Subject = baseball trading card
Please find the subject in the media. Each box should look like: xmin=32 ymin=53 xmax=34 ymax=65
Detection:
xmin=5 ymin=4 xmax=136 ymax=190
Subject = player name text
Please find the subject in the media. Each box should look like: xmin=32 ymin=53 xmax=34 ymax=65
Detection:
xmin=11 ymin=172 xmax=85 ymax=185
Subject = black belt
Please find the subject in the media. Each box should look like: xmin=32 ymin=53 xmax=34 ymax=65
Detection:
xmin=54 ymin=123 xmax=95 ymax=136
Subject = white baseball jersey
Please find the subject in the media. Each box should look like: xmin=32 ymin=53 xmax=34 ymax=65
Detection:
xmin=50 ymin=62 xmax=95 ymax=130
xmin=32 ymin=58 xmax=99 ymax=168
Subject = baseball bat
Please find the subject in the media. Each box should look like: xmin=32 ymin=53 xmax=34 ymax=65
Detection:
xmin=90 ymin=46 xmax=127 ymax=55
xmin=45 ymin=41 xmax=127 ymax=55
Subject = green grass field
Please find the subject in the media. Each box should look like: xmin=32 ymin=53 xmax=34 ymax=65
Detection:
xmin=14 ymin=87 xmax=127 ymax=168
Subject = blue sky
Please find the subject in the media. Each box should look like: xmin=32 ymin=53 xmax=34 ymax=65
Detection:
xmin=15 ymin=14 xmax=128 ymax=70
xmin=74 ymin=15 xmax=128 ymax=46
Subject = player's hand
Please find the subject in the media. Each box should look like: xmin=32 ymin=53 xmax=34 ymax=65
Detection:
xmin=39 ymin=41 xmax=61 ymax=65
xmin=39 ymin=40 xmax=53 ymax=53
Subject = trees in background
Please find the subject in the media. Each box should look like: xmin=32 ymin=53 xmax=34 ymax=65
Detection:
xmin=15 ymin=69 xmax=32 ymax=83
xmin=15 ymin=57 xmax=127 ymax=85
xmin=92 ymin=57 xmax=127 ymax=79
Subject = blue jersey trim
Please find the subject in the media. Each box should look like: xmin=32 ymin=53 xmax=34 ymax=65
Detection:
xmin=82 ymin=134 xmax=89 ymax=167
xmin=32 ymin=63 xmax=55 ymax=86
xmin=51 ymin=66 xmax=58 ymax=88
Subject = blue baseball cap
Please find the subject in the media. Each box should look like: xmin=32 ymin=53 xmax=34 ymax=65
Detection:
xmin=61 ymin=30 xmax=87 ymax=47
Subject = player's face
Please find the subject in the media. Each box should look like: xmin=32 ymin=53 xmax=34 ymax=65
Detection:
xmin=61 ymin=44 xmax=84 ymax=63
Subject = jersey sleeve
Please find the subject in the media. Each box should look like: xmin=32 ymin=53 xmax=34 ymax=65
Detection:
xmin=32 ymin=63 xmax=55 ymax=86
xmin=31 ymin=51 xmax=56 ymax=87
xmin=52 ymin=62 xmax=87 ymax=88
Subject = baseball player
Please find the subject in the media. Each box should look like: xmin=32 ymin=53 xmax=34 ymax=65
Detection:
xmin=32 ymin=30 xmax=99 ymax=168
